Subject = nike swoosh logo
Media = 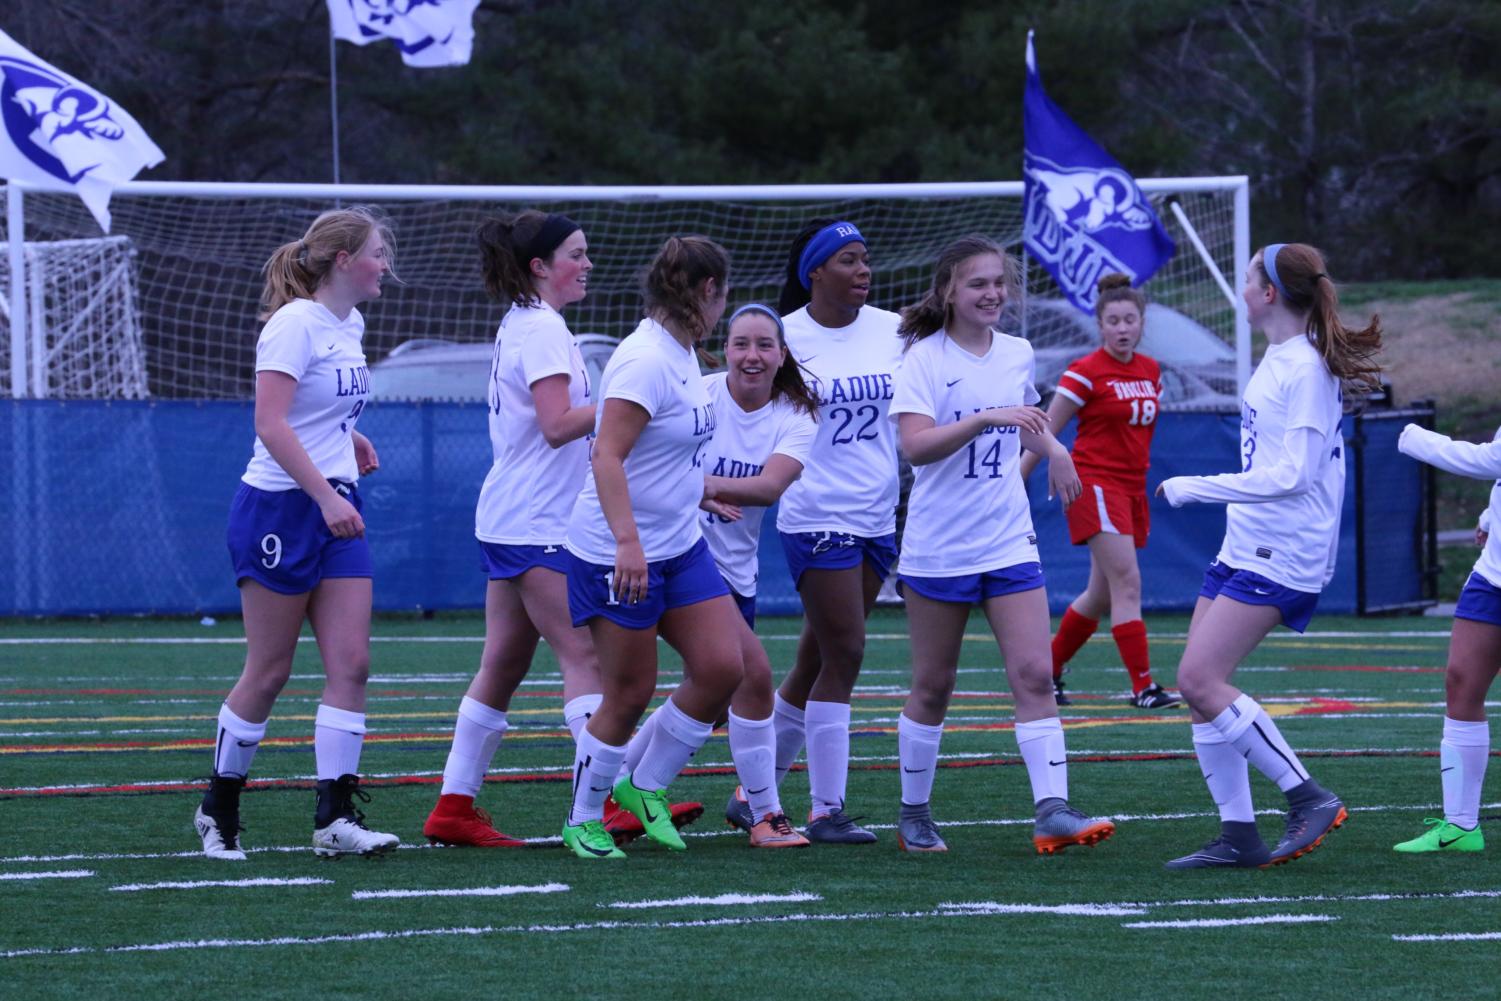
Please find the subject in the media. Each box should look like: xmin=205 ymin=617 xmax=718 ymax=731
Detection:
xmin=679 ymin=378 xmax=688 ymax=385
xmin=1048 ymin=759 xmax=1067 ymax=766
xmin=642 ymin=802 xmax=659 ymax=823
xmin=1252 ymin=588 xmax=1273 ymax=596
xmin=235 ymin=739 xmax=259 ymax=747
xmin=746 ymin=786 xmax=769 ymax=795
xmin=327 ymin=343 xmax=336 ymax=350
xmin=589 ymin=785 xmax=612 ymax=793
xmin=1440 ymin=766 xmax=1455 ymax=773
xmin=1438 ymin=836 xmax=1465 ymax=848
xmin=902 ymin=767 xmax=927 ymax=773
xmin=945 ymin=378 xmax=962 ymax=387
xmin=579 ymin=840 xmax=615 ymax=857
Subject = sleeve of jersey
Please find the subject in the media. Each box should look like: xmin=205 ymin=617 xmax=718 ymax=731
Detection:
xmin=773 ymin=408 xmax=817 ymax=466
xmin=888 ymin=347 xmax=935 ymax=420
xmin=602 ymin=345 xmax=663 ymax=418
xmin=1054 ymin=360 xmax=1093 ymax=408
xmin=519 ymin=315 xmax=574 ymax=386
xmin=1161 ymin=425 xmax=1328 ymax=506
xmin=254 ymin=312 xmax=312 ymax=381
xmin=1398 ymin=424 xmax=1501 ymax=480
xmin=1284 ymin=359 xmax=1341 ymax=433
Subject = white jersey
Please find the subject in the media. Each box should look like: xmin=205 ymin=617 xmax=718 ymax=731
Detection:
xmin=700 ymin=372 xmax=817 ymax=595
xmin=242 ymin=299 xmax=369 ymax=491
xmin=1219 ymin=335 xmax=1344 ymax=591
xmin=566 ymin=318 xmax=715 ymax=564
xmin=890 ymin=329 xmax=1042 ymax=576
xmin=775 ymin=305 xmax=903 ymax=537
xmin=475 ymin=301 xmax=592 ymax=545
xmin=1398 ymin=423 xmax=1501 ymax=588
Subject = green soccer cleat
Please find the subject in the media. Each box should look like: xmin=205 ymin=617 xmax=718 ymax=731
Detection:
xmin=562 ymin=819 xmax=626 ymax=859
xmin=1393 ymin=818 xmax=1484 ymax=854
xmin=611 ymin=776 xmax=687 ymax=851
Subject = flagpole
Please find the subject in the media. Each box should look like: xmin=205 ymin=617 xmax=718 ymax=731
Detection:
xmin=329 ymin=28 xmax=342 ymax=200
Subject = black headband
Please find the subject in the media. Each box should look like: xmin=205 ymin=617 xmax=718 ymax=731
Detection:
xmin=521 ymin=213 xmax=581 ymax=265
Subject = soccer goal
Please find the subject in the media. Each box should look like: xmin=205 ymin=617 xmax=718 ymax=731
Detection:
xmin=2 ymin=177 xmax=1247 ymax=402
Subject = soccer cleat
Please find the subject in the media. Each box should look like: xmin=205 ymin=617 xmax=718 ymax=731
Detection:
xmin=194 ymin=804 xmax=247 ymax=861
xmin=604 ymin=795 xmax=704 ymax=846
xmin=1129 ymin=683 xmax=1182 ymax=709
xmin=725 ymin=786 xmax=755 ymax=833
xmin=1164 ymin=834 xmax=1272 ymax=869
xmin=423 ymin=793 xmax=525 ymax=847
xmin=562 ymin=819 xmax=626 ymax=859
xmin=1267 ymin=788 xmax=1347 ymax=865
xmin=1393 ymin=818 xmax=1484 ymax=854
xmin=896 ymin=804 xmax=948 ymax=853
xmin=749 ymin=813 xmax=810 ymax=849
xmin=1032 ymin=801 xmax=1115 ymax=854
xmin=1053 ymin=678 xmax=1073 ymax=706
xmin=610 ymin=777 xmax=687 ymax=851
xmin=312 ymin=774 xmax=400 ymax=858
xmin=806 ymin=808 xmax=878 ymax=845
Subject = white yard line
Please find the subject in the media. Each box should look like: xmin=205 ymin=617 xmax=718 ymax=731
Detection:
xmin=1393 ymin=931 xmax=1501 ymax=942
xmin=110 ymin=877 xmax=333 ymax=892
xmin=1122 ymin=914 xmax=1338 ymax=929
xmin=0 ymin=869 xmax=92 ymax=881
xmin=351 ymin=883 xmax=568 ymax=900
xmin=604 ymin=892 xmax=821 ymax=909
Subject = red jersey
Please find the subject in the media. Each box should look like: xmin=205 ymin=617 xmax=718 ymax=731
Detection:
xmin=1054 ymin=348 xmax=1161 ymax=494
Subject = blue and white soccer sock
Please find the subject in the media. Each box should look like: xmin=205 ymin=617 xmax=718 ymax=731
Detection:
xmin=631 ymin=698 xmax=713 ymax=793
xmin=563 ymin=693 xmax=603 ymax=745
xmin=728 ymin=711 xmax=779 ymax=823
xmin=1442 ymin=716 xmax=1490 ymax=829
xmin=313 ymin=704 xmax=366 ymax=781
xmin=897 ymin=714 xmax=943 ymax=806
xmin=439 ymin=696 xmax=508 ymax=797
xmin=213 ymin=703 xmax=266 ymax=779
xmin=1191 ymin=721 xmax=1255 ymax=823
xmin=1210 ymin=694 xmax=1309 ymax=793
xmin=805 ymin=700 xmax=851 ymax=817
xmin=772 ymin=692 xmax=806 ymax=786
xmin=1014 ymin=716 xmax=1068 ymax=805
xmin=567 ymin=727 xmax=626 ymax=826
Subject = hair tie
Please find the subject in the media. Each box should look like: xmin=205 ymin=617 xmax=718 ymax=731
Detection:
xmin=797 ymin=221 xmax=866 ymax=290
xmin=521 ymin=213 xmax=581 ymax=266
xmin=728 ymin=302 xmax=785 ymax=339
xmin=1262 ymin=243 xmax=1291 ymax=302
xmin=296 ymin=241 xmax=308 ymax=265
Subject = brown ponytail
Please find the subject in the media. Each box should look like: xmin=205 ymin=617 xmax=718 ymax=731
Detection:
xmin=642 ymin=235 xmax=730 ymax=347
xmin=476 ymin=210 xmax=546 ymax=306
xmin=259 ymin=206 xmax=396 ymax=321
xmin=1256 ymin=243 xmax=1383 ymax=399
xmin=898 ymin=234 xmax=1018 ymax=348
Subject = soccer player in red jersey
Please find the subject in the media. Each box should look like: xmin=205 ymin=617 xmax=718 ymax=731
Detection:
xmin=1021 ymin=274 xmax=1179 ymax=709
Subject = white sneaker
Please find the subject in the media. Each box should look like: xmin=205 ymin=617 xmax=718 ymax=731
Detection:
xmin=313 ymin=816 xmax=400 ymax=858
xmin=194 ymin=805 xmax=247 ymax=861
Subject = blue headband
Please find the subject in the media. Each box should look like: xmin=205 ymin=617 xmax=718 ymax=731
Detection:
xmin=727 ymin=302 xmax=785 ymax=338
xmin=1262 ymin=243 xmax=1290 ymax=302
xmin=797 ymin=221 xmax=866 ymax=290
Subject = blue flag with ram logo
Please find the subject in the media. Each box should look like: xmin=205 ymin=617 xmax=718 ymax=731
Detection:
xmin=1022 ymin=31 xmax=1174 ymax=314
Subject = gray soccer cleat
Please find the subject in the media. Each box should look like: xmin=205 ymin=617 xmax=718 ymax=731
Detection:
xmin=1032 ymin=800 xmax=1115 ymax=854
xmin=896 ymin=803 xmax=948 ymax=853
xmin=724 ymin=787 xmax=754 ymax=833
xmin=806 ymin=808 xmax=878 ymax=845
xmin=1268 ymin=784 xmax=1347 ymax=865
xmin=1164 ymin=833 xmax=1272 ymax=869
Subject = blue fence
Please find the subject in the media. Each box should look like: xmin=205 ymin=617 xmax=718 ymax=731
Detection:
xmin=0 ymin=401 xmax=1433 ymax=617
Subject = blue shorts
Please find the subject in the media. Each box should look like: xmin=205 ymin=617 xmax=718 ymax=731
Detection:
xmin=567 ymin=537 xmax=730 ymax=630
xmin=227 ymin=481 xmax=373 ymax=595
xmin=1198 ymin=559 xmax=1319 ymax=633
xmin=899 ymin=562 xmax=1045 ymax=605
xmin=479 ymin=541 xmax=569 ymax=580
xmin=727 ymin=582 xmax=756 ymax=629
xmin=779 ymin=531 xmax=898 ymax=590
xmin=1455 ymin=572 xmax=1501 ymax=627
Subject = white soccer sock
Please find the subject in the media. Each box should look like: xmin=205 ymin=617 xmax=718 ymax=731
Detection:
xmin=213 ymin=703 xmax=266 ymax=779
xmin=632 ymin=698 xmax=713 ymax=792
xmin=563 ymin=693 xmax=603 ymax=744
xmin=1192 ymin=721 xmax=1255 ymax=823
xmin=805 ymin=700 xmax=851 ymax=817
xmin=313 ymin=704 xmax=366 ymax=781
xmin=1441 ymin=716 xmax=1490 ymax=829
xmin=621 ymin=705 xmax=662 ymax=782
xmin=567 ymin=728 xmax=626 ymax=826
xmin=1210 ymin=694 xmax=1309 ymax=793
xmin=772 ymin=692 xmax=806 ymax=786
xmin=728 ymin=711 xmax=779 ymax=823
xmin=898 ymin=714 xmax=944 ymax=806
xmin=439 ymin=696 xmax=508 ymax=797
xmin=1014 ymin=716 xmax=1068 ymax=804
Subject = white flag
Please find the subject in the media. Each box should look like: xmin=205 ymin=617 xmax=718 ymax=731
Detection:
xmin=327 ymin=0 xmax=481 ymax=68
xmin=0 ymin=30 xmax=165 ymax=233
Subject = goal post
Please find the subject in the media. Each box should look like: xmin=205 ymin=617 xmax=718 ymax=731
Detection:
xmin=2 ymin=176 xmax=1249 ymax=401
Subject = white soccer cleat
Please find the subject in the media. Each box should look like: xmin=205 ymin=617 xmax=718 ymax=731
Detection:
xmin=194 ymin=805 xmax=247 ymax=861
xmin=313 ymin=816 xmax=400 ymax=858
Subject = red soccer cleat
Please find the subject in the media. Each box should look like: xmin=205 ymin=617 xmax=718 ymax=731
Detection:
xmin=423 ymin=793 xmax=525 ymax=847
xmin=602 ymin=795 xmax=704 ymax=846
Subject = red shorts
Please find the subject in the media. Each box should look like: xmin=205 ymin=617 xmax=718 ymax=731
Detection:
xmin=1066 ymin=483 xmax=1149 ymax=548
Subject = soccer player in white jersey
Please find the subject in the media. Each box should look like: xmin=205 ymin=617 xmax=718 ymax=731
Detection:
xmin=1393 ymin=424 xmax=1501 ymax=854
xmin=771 ymin=219 xmax=904 ymax=844
xmin=1158 ymin=242 xmax=1382 ymax=868
xmin=560 ymin=236 xmax=746 ymax=860
xmin=421 ymin=211 xmax=607 ymax=847
xmin=890 ymin=235 xmax=1116 ymax=854
xmin=195 ymin=207 xmax=400 ymax=860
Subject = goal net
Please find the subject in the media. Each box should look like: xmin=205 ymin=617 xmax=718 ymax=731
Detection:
xmin=3 ymin=179 xmax=1246 ymax=403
